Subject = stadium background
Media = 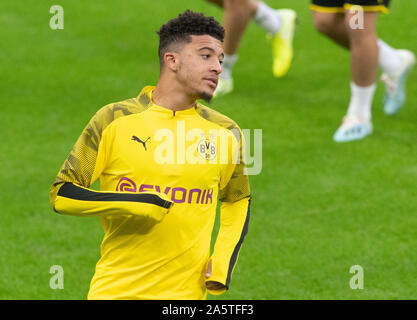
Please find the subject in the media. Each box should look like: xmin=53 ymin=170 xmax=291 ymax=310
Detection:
xmin=1 ymin=0 xmax=416 ymax=299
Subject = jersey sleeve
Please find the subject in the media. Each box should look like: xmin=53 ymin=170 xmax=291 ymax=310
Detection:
xmin=206 ymin=126 xmax=251 ymax=295
xmin=49 ymin=105 xmax=111 ymax=202
xmin=49 ymin=104 xmax=172 ymax=221
xmin=54 ymin=182 xmax=172 ymax=221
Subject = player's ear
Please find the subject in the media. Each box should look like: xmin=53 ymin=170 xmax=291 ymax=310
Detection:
xmin=164 ymin=52 xmax=180 ymax=72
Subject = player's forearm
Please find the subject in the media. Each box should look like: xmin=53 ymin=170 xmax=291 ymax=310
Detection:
xmin=51 ymin=182 xmax=172 ymax=220
xmin=206 ymin=196 xmax=251 ymax=294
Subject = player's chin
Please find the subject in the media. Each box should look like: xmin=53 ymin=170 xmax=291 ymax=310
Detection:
xmin=198 ymin=90 xmax=214 ymax=103
xmin=200 ymin=82 xmax=218 ymax=101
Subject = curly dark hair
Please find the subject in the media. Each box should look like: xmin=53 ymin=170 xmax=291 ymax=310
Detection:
xmin=156 ymin=10 xmax=224 ymax=67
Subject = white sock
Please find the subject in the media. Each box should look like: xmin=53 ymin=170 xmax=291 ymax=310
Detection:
xmin=378 ymin=39 xmax=402 ymax=75
xmin=347 ymin=82 xmax=376 ymax=121
xmin=253 ymin=1 xmax=281 ymax=34
xmin=220 ymin=54 xmax=238 ymax=80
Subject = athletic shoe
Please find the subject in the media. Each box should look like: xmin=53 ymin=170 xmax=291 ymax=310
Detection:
xmin=213 ymin=77 xmax=233 ymax=98
xmin=381 ymin=49 xmax=416 ymax=115
xmin=271 ymin=9 xmax=297 ymax=78
xmin=333 ymin=114 xmax=373 ymax=143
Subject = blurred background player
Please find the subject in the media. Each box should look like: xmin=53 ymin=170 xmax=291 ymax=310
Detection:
xmin=311 ymin=0 xmax=415 ymax=142
xmin=205 ymin=0 xmax=297 ymax=97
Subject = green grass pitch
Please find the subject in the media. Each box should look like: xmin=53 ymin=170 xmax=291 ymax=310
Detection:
xmin=1 ymin=0 xmax=417 ymax=299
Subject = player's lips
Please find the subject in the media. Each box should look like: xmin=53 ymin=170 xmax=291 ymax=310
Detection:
xmin=203 ymin=77 xmax=218 ymax=89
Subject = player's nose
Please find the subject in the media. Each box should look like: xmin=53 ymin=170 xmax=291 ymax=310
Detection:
xmin=211 ymin=60 xmax=222 ymax=75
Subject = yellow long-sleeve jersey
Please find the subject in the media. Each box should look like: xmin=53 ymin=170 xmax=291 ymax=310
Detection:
xmin=49 ymin=86 xmax=251 ymax=300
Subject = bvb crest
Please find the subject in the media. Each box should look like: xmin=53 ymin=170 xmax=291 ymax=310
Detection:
xmin=197 ymin=134 xmax=217 ymax=161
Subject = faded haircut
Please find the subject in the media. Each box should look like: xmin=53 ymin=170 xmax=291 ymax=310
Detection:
xmin=156 ymin=10 xmax=224 ymax=67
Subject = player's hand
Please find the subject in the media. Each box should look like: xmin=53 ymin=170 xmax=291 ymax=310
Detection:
xmin=205 ymin=260 xmax=226 ymax=290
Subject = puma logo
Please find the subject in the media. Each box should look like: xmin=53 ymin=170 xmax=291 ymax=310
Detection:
xmin=132 ymin=135 xmax=150 ymax=151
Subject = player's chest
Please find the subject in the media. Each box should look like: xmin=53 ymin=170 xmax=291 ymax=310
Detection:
xmin=106 ymin=119 xmax=225 ymax=181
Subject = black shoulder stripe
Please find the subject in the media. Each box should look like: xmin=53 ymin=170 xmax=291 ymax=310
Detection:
xmin=195 ymin=104 xmax=241 ymax=142
xmin=225 ymin=199 xmax=251 ymax=289
xmin=57 ymin=183 xmax=172 ymax=209
xmin=138 ymin=91 xmax=151 ymax=107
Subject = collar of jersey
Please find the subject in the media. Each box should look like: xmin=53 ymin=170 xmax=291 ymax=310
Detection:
xmin=139 ymin=85 xmax=198 ymax=117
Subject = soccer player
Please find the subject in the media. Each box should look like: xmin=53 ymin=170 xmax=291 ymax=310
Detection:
xmin=311 ymin=0 xmax=415 ymax=142
xmin=205 ymin=0 xmax=297 ymax=97
xmin=49 ymin=10 xmax=251 ymax=300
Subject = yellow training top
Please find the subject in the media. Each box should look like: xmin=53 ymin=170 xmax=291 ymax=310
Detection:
xmin=50 ymin=86 xmax=251 ymax=299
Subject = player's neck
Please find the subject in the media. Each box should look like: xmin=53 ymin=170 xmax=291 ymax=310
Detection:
xmin=152 ymin=79 xmax=196 ymax=112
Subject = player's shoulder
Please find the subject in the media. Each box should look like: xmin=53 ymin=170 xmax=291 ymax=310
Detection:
xmin=89 ymin=93 xmax=152 ymax=134
xmin=195 ymin=102 xmax=242 ymax=136
xmin=94 ymin=97 xmax=146 ymax=124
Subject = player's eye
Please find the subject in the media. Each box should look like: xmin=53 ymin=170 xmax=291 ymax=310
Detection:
xmin=202 ymin=54 xmax=210 ymax=59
